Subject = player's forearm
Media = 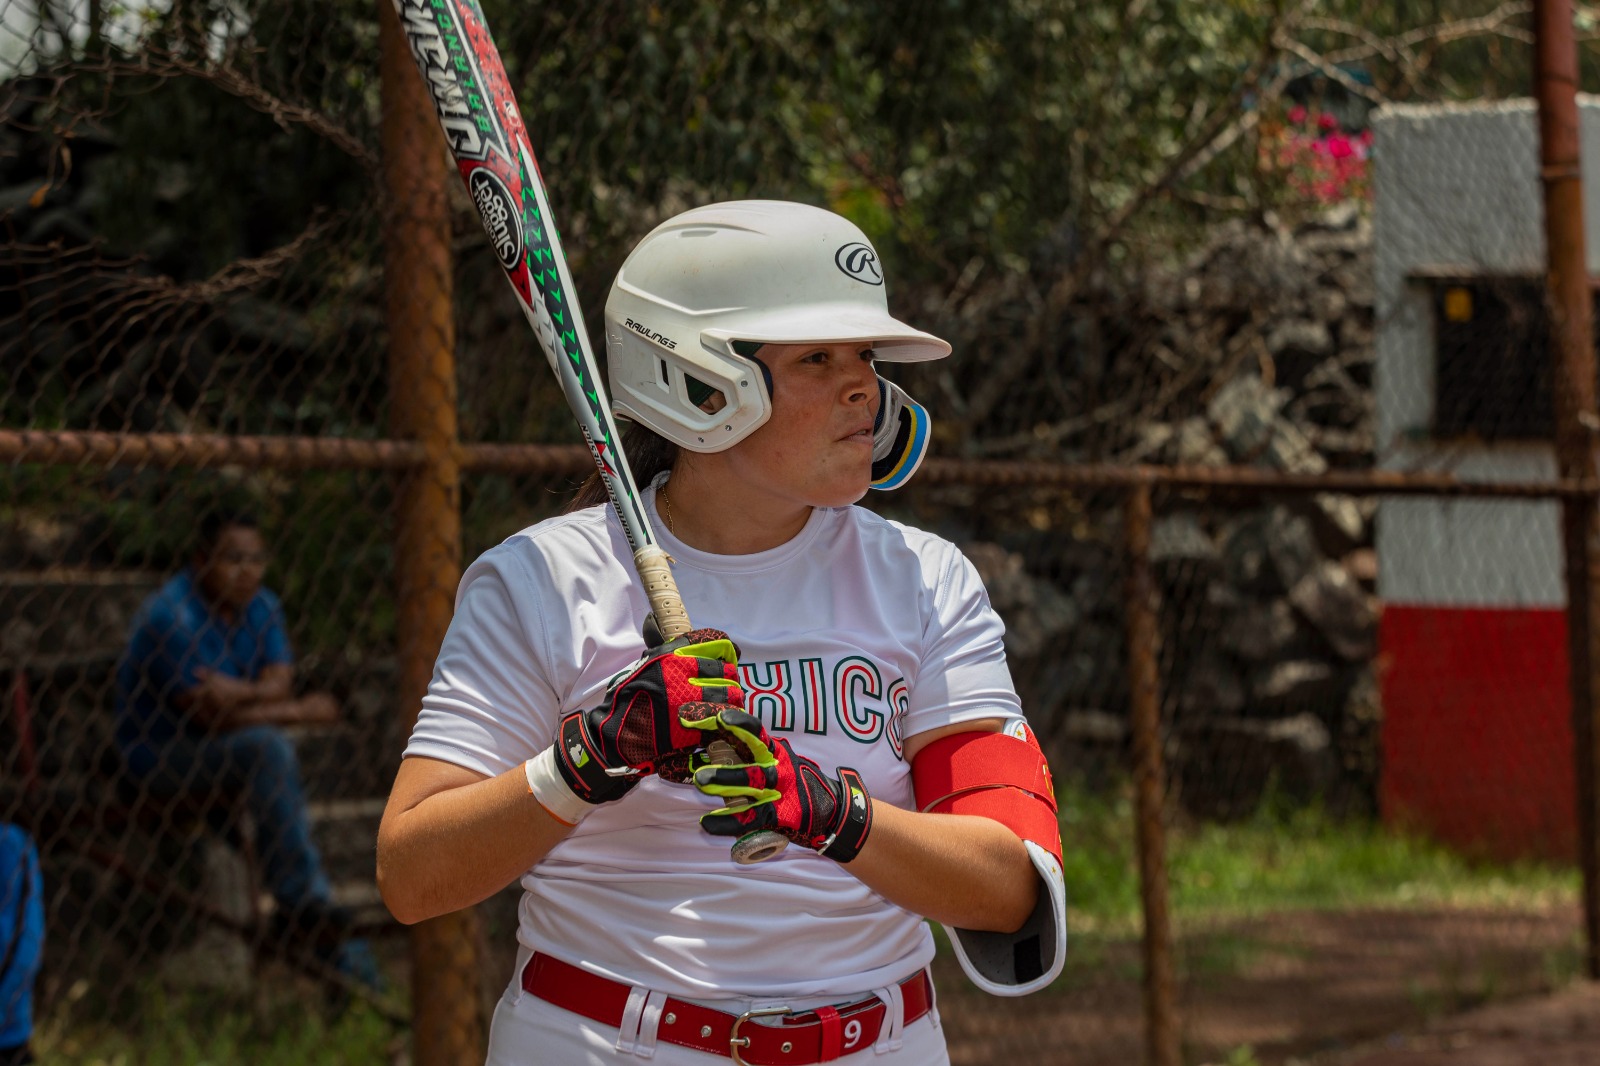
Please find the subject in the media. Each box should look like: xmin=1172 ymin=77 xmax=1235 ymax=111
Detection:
xmin=846 ymin=801 xmax=1038 ymax=932
xmin=377 ymin=764 xmax=572 ymax=924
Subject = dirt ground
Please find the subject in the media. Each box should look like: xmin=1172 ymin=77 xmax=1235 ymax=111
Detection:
xmin=934 ymin=904 xmax=1587 ymax=1066
xmin=1317 ymin=981 xmax=1600 ymax=1066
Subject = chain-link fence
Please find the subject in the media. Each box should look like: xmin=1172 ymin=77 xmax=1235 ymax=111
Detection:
xmin=3 ymin=2 xmax=1595 ymax=1064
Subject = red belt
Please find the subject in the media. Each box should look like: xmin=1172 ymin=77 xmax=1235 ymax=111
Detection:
xmin=521 ymin=952 xmax=933 ymax=1065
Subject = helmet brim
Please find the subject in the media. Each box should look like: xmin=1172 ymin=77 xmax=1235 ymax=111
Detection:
xmin=705 ymin=302 xmax=950 ymax=362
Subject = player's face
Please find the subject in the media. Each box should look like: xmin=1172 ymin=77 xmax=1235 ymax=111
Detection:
xmin=196 ymin=526 xmax=268 ymax=612
xmin=723 ymin=342 xmax=879 ymax=510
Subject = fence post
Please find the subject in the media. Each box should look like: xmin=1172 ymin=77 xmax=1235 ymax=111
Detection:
xmin=1124 ymin=482 xmax=1180 ymax=1066
xmin=1534 ymin=0 xmax=1600 ymax=980
xmin=379 ymin=1 xmax=483 ymax=1059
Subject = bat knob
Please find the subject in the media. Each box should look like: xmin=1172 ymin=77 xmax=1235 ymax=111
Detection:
xmin=731 ymin=830 xmax=791 ymax=865
xmin=708 ymin=739 xmax=790 ymax=864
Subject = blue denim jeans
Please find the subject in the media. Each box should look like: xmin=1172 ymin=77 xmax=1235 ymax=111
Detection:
xmin=121 ymin=726 xmax=379 ymax=987
xmin=124 ymin=725 xmax=329 ymax=904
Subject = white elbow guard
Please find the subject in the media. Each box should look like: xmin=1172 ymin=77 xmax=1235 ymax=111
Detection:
xmin=913 ymin=718 xmax=1067 ymax=996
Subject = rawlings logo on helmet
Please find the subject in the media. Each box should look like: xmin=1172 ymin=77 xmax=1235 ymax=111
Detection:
xmin=834 ymin=242 xmax=884 ymax=286
xmin=624 ymin=317 xmax=677 ymax=350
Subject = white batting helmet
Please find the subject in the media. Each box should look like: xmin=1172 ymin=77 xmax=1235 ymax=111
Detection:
xmin=604 ymin=200 xmax=949 ymax=485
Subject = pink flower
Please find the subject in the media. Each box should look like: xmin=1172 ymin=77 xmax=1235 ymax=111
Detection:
xmin=1325 ymin=134 xmax=1355 ymax=160
xmin=1317 ymin=112 xmax=1339 ymax=131
xmin=1288 ymin=105 xmax=1308 ymax=125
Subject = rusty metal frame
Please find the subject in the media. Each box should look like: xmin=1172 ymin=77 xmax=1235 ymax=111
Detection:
xmin=1536 ymin=0 xmax=1600 ymax=986
xmin=377 ymin=2 xmax=482 ymax=1061
xmin=0 ymin=429 xmax=591 ymax=474
xmin=3 ymin=10 xmax=1594 ymax=1062
xmin=8 ymin=430 xmax=1595 ymax=498
xmin=11 ymin=423 xmax=1594 ymax=1066
xmin=1123 ymin=484 xmax=1180 ymax=1066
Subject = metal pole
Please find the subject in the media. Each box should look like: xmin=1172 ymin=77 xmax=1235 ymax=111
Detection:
xmin=380 ymin=1 xmax=484 ymax=1058
xmin=7 ymin=428 xmax=1600 ymax=498
xmin=0 ymin=430 xmax=428 ymax=469
xmin=1124 ymin=483 xmax=1180 ymax=1066
xmin=1534 ymin=0 xmax=1600 ymax=980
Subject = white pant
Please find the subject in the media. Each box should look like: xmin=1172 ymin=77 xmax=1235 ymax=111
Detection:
xmin=485 ymin=963 xmax=949 ymax=1065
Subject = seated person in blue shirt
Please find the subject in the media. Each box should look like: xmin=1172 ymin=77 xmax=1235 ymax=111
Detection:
xmin=115 ymin=512 xmax=376 ymax=986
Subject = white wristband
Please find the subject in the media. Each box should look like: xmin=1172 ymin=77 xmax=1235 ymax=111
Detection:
xmin=524 ymin=746 xmax=592 ymax=827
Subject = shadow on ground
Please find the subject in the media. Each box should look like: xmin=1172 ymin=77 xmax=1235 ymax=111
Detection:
xmin=935 ymin=905 xmax=1583 ymax=1066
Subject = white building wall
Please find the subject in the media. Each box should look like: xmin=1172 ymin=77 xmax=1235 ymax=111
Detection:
xmin=1371 ymin=98 xmax=1600 ymax=608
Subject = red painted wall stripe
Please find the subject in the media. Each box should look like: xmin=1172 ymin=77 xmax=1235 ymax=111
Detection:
xmin=1379 ymin=604 xmax=1576 ymax=861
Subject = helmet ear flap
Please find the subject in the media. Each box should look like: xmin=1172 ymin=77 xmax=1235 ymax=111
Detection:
xmin=685 ymin=375 xmax=718 ymax=408
xmin=605 ymin=327 xmax=769 ymax=452
xmin=871 ymin=378 xmax=931 ymax=490
xmin=731 ymin=341 xmax=774 ymax=402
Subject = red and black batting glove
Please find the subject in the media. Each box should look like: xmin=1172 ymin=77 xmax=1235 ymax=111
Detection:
xmin=554 ymin=629 xmax=744 ymax=805
xmin=683 ymin=707 xmax=873 ymax=862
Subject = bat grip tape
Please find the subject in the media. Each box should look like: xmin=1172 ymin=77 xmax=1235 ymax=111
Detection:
xmin=634 ymin=546 xmax=690 ymax=642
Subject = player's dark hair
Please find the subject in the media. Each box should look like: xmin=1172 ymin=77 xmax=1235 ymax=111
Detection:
xmin=568 ymin=421 xmax=679 ymax=512
xmin=197 ymin=509 xmax=260 ymax=556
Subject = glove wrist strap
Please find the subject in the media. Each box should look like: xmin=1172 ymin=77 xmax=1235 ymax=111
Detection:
xmin=818 ymin=767 xmax=873 ymax=864
xmin=525 ymin=746 xmax=593 ymax=826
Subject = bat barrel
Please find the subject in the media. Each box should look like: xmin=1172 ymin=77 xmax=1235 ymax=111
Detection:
xmin=392 ymin=0 xmax=788 ymax=865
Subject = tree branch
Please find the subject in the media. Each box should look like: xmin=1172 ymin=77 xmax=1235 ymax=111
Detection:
xmin=1314 ymin=1 xmax=1534 ymax=69
xmin=128 ymin=50 xmax=377 ymax=168
xmin=1274 ymin=35 xmax=1387 ymax=105
xmin=956 ymin=5 xmax=1304 ymax=437
xmin=125 ymin=210 xmax=345 ymax=305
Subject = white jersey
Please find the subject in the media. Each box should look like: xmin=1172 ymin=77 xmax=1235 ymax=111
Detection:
xmin=404 ymin=480 xmax=1024 ymax=1000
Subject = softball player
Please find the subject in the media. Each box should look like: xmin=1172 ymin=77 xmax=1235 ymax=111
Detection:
xmin=378 ymin=201 xmax=1066 ymax=1065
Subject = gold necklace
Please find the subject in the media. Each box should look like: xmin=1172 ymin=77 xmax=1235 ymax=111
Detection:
xmin=659 ymin=483 xmax=674 ymax=534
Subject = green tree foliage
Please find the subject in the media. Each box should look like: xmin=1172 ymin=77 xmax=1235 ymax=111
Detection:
xmin=8 ymin=1 xmax=1565 ymax=283
xmin=0 ymin=0 xmax=1573 ymax=652
xmin=478 ymin=0 xmax=1280 ymax=276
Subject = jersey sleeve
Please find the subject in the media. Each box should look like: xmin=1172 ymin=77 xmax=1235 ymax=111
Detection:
xmin=903 ymin=542 xmax=1024 ymax=739
xmin=403 ymin=549 xmax=563 ymax=779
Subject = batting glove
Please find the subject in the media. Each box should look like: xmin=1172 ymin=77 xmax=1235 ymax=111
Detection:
xmin=526 ymin=629 xmax=743 ymax=825
xmin=684 ymin=708 xmax=873 ymax=863
xmin=560 ymin=628 xmax=743 ymax=792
